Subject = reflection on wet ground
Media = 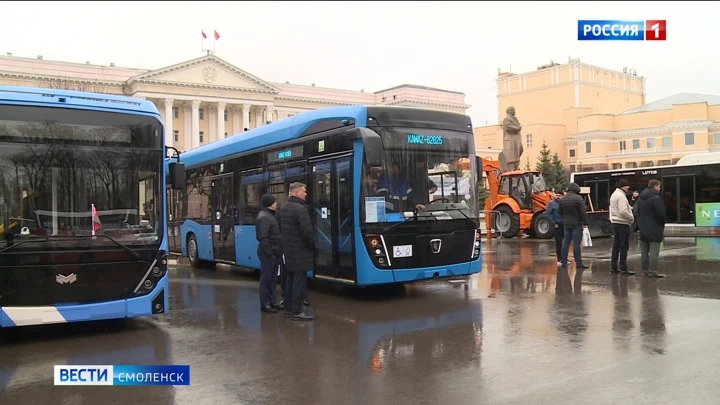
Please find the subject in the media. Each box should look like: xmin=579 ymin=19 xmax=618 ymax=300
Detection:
xmin=1 ymin=236 xmax=720 ymax=404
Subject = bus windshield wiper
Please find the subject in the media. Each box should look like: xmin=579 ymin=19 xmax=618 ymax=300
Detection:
xmin=380 ymin=211 xmax=427 ymax=234
xmin=0 ymin=234 xmax=143 ymax=260
xmin=92 ymin=234 xmax=143 ymax=260
xmin=425 ymin=203 xmax=478 ymax=228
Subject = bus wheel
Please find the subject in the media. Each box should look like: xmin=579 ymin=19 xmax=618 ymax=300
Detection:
xmin=187 ymin=234 xmax=201 ymax=267
xmin=493 ymin=205 xmax=520 ymax=238
xmin=532 ymin=214 xmax=554 ymax=239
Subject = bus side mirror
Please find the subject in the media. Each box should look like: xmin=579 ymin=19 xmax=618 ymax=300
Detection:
xmin=347 ymin=127 xmax=383 ymax=167
xmin=169 ymin=162 xmax=185 ymax=190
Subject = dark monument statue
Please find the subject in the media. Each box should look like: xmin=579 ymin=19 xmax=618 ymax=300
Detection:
xmin=498 ymin=106 xmax=524 ymax=173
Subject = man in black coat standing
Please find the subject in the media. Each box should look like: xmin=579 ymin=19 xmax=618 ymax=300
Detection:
xmin=256 ymin=194 xmax=285 ymax=313
xmin=635 ymin=179 xmax=666 ymax=278
xmin=557 ymin=182 xmax=590 ymax=269
xmin=278 ymin=182 xmax=316 ymax=321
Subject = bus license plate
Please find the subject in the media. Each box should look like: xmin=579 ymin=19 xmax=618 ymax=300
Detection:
xmin=393 ymin=245 xmax=413 ymax=258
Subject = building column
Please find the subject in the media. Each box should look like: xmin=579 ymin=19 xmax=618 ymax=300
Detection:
xmin=191 ymin=100 xmax=201 ymax=149
xmin=209 ymin=107 xmax=217 ymax=143
xmin=265 ymin=105 xmax=274 ymax=123
xmin=254 ymin=108 xmax=263 ymax=128
xmin=217 ymin=102 xmax=226 ymax=139
xmin=183 ymin=103 xmax=192 ymax=152
xmin=232 ymin=105 xmax=241 ymax=135
xmin=162 ymin=98 xmax=174 ymax=148
xmin=242 ymin=104 xmax=250 ymax=131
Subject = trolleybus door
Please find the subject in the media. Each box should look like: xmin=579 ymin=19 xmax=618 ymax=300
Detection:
xmin=310 ymin=156 xmax=356 ymax=282
xmin=662 ymin=175 xmax=695 ymax=224
xmin=210 ymin=173 xmax=236 ymax=263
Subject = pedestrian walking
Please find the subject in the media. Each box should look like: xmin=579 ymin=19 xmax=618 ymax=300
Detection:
xmin=609 ymin=179 xmax=635 ymax=275
xmin=635 ymin=179 xmax=666 ymax=278
xmin=278 ymin=182 xmax=316 ymax=321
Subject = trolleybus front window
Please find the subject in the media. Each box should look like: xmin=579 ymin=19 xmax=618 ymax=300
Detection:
xmin=0 ymin=110 xmax=163 ymax=248
xmin=360 ymin=127 xmax=476 ymax=225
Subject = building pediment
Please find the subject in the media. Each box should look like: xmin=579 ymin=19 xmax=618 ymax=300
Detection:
xmin=126 ymin=54 xmax=279 ymax=94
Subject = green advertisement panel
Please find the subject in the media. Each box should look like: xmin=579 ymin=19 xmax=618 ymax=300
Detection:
xmin=695 ymin=203 xmax=720 ymax=227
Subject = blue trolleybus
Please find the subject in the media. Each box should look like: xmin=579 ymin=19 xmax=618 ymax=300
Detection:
xmin=0 ymin=86 xmax=186 ymax=328
xmin=167 ymin=105 xmax=481 ymax=285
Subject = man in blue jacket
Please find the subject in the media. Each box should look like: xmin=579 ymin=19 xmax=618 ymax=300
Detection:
xmin=545 ymin=190 xmax=566 ymax=264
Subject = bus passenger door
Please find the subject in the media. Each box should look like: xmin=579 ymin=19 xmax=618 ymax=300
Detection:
xmin=211 ymin=173 xmax=236 ymax=263
xmin=310 ymin=156 xmax=356 ymax=282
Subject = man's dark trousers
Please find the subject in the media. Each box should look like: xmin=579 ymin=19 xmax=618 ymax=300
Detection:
xmin=611 ymin=223 xmax=631 ymax=271
xmin=259 ymin=255 xmax=279 ymax=308
xmin=561 ymin=225 xmax=584 ymax=266
xmin=554 ymin=225 xmax=564 ymax=261
xmin=284 ymin=271 xmax=307 ymax=315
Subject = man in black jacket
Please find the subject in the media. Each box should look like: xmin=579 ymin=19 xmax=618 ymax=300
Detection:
xmin=278 ymin=182 xmax=316 ymax=321
xmin=635 ymin=179 xmax=666 ymax=278
xmin=557 ymin=183 xmax=590 ymax=269
xmin=256 ymin=194 xmax=284 ymax=313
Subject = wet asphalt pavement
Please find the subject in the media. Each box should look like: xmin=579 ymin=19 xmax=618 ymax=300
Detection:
xmin=2 ymin=236 xmax=720 ymax=404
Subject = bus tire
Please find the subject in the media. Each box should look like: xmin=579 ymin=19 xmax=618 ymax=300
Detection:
xmin=187 ymin=234 xmax=201 ymax=268
xmin=493 ymin=205 xmax=520 ymax=238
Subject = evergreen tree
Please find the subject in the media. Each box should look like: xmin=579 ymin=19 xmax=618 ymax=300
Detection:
xmin=524 ymin=156 xmax=531 ymax=170
xmin=477 ymin=180 xmax=490 ymax=206
xmin=550 ymin=152 xmax=568 ymax=191
xmin=535 ymin=140 xmax=553 ymax=177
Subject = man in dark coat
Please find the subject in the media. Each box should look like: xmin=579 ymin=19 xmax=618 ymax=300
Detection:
xmin=557 ymin=182 xmax=590 ymax=269
xmin=635 ymin=179 xmax=666 ymax=278
xmin=256 ymin=194 xmax=284 ymax=313
xmin=278 ymin=182 xmax=316 ymax=321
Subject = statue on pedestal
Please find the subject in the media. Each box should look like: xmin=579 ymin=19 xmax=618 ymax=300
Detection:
xmin=498 ymin=106 xmax=524 ymax=173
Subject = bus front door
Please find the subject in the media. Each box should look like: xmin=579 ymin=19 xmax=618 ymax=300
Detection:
xmin=310 ymin=156 xmax=356 ymax=283
xmin=211 ymin=173 xmax=236 ymax=263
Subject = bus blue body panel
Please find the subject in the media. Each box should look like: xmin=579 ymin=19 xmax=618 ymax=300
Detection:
xmin=235 ymin=225 xmax=260 ymax=269
xmin=180 ymin=221 xmax=214 ymax=262
xmin=0 ymin=275 xmax=168 ymax=328
xmin=0 ymin=86 xmax=161 ymax=117
xmin=179 ymin=105 xmax=367 ymax=167
xmin=0 ymin=86 xmax=169 ymax=327
xmin=352 ymin=230 xmax=481 ymax=286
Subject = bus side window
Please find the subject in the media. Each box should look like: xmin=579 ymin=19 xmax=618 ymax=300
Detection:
xmin=238 ymin=171 xmax=265 ymax=225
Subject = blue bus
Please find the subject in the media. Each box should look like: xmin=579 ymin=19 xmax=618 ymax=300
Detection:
xmin=0 ymin=86 xmax=186 ymax=328
xmin=168 ymin=105 xmax=481 ymax=285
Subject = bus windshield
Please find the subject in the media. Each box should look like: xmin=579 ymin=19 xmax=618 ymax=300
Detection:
xmin=0 ymin=106 xmax=164 ymax=249
xmin=360 ymin=126 xmax=476 ymax=224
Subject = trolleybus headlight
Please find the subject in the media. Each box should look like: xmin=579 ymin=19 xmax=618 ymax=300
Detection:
xmin=374 ymin=248 xmax=382 ymax=256
xmin=144 ymin=279 xmax=153 ymax=289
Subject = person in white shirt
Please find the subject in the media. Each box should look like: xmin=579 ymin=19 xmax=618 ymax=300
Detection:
xmin=609 ymin=179 xmax=635 ymax=275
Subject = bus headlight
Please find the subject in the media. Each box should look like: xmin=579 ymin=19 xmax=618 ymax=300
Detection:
xmin=471 ymin=230 xmax=481 ymax=259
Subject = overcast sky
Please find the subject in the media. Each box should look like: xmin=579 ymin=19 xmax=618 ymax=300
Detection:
xmin=0 ymin=1 xmax=716 ymax=126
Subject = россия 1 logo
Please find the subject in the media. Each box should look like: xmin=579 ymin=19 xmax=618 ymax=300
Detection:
xmin=577 ymin=20 xmax=666 ymax=41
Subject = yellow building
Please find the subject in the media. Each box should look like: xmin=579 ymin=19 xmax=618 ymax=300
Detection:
xmin=0 ymin=52 xmax=470 ymax=152
xmin=475 ymin=58 xmax=659 ymax=172
xmin=566 ymin=93 xmax=720 ymax=171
